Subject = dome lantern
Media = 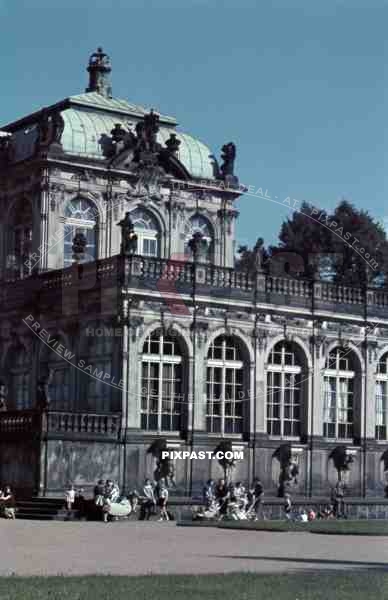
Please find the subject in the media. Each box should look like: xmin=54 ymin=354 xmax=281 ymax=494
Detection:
xmin=86 ymin=47 xmax=112 ymax=98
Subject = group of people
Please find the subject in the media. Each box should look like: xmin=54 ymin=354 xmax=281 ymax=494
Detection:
xmin=137 ymin=478 xmax=170 ymax=521
xmin=201 ymin=477 xmax=265 ymax=520
xmin=0 ymin=486 xmax=16 ymax=519
xmin=93 ymin=479 xmax=120 ymax=506
xmin=199 ymin=478 xmax=345 ymax=522
xmin=84 ymin=477 xmax=170 ymax=522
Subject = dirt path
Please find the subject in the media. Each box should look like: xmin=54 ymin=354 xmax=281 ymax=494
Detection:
xmin=1 ymin=521 xmax=388 ymax=576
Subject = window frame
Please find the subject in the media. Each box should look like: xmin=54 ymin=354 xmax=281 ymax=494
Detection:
xmin=266 ymin=342 xmax=303 ymax=439
xmin=206 ymin=336 xmax=245 ymax=435
xmin=141 ymin=331 xmax=183 ymax=432
xmin=323 ymin=348 xmax=355 ymax=440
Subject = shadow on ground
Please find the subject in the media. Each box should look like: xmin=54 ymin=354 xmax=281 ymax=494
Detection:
xmin=210 ymin=556 xmax=388 ymax=570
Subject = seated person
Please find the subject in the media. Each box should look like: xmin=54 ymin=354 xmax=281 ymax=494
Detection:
xmin=299 ymin=509 xmax=308 ymax=523
xmin=128 ymin=490 xmax=139 ymax=513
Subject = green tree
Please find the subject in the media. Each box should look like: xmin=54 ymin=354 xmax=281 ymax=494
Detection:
xmin=237 ymin=199 xmax=388 ymax=286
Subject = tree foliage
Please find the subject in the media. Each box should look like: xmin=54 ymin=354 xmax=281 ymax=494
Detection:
xmin=237 ymin=199 xmax=388 ymax=286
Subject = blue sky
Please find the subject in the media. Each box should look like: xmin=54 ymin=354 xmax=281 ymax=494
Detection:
xmin=1 ymin=0 xmax=388 ymax=248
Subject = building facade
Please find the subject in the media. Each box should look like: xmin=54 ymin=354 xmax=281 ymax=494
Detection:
xmin=1 ymin=49 xmax=388 ymax=497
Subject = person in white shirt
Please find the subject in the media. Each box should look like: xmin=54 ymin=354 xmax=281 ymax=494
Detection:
xmin=65 ymin=484 xmax=75 ymax=511
xmin=157 ymin=483 xmax=169 ymax=521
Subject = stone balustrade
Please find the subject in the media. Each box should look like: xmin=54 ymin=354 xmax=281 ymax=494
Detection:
xmin=1 ymin=254 xmax=388 ymax=318
xmin=0 ymin=410 xmax=121 ymax=439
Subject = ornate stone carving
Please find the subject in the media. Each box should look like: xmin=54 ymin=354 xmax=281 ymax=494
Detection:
xmin=273 ymin=444 xmax=299 ymax=498
xmin=207 ymin=307 xmax=225 ymax=319
xmin=329 ymin=445 xmax=354 ymax=483
xmin=225 ymin=310 xmax=250 ymax=322
xmin=253 ymin=327 xmax=268 ymax=351
xmin=48 ymin=182 xmax=65 ymax=211
xmin=217 ymin=207 xmax=239 ymax=235
xmin=191 ymin=320 xmax=209 ymax=347
xmin=367 ymin=341 xmax=378 ymax=364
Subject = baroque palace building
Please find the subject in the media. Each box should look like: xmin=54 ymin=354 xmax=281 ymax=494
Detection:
xmin=1 ymin=48 xmax=388 ymax=498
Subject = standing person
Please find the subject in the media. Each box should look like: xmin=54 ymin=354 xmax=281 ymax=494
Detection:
xmin=2 ymin=486 xmax=16 ymax=519
xmin=333 ymin=480 xmax=345 ymax=518
xmin=284 ymin=493 xmax=292 ymax=521
xmin=203 ymin=479 xmax=215 ymax=508
xmin=253 ymin=477 xmax=265 ymax=520
xmin=94 ymin=479 xmax=105 ymax=507
xmin=233 ymin=482 xmax=247 ymax=510
xmin=141 ymin=478 xmax=156 ymax=520
xmin=215 ymin=478 xmax=229 ymax=516
xmin=157 ymin=483 xmax=169 ymax=521
xmin=65 ymin=484 xmax=76 ymax=512
xmin=104 ymin=480 xmax=114 ymax=499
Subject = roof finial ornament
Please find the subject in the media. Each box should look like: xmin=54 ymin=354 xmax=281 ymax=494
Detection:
xmin=86 ymin=47 xmax=112 ymax=98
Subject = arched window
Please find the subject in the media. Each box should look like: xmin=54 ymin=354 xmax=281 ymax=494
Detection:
xmin=184 ymin=214 xmax=213 ymax=262
xmin=376 ymin=353 xmax=388 ymax=440
xmin=323 ymin=347 xmax=358 ymax=439
xmin=39 ymin=337 xmax=71 ymax=410
xmin=267 ymin=341 xmax=304 ymax=437
xmin=206 ymin=335 xmax=245 ymax=434
xmin=141 ymin=330 xmax=183 ymax=431
xmin=6 ymin=345 xmax=31 ymax=410
xmin=130 ymin=207 xmax=160 ymax=257
xmin=64 ymin=198 xmax=97 ymax=267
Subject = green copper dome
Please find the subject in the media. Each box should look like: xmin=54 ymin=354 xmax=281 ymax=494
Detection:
xmin=60 ymin=93 xmax=215 ymax=180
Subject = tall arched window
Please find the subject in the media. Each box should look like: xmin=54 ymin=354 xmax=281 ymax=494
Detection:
xmin=6 ymin=345 xmax=31 ymax=410
xmin=184 ymin=214 xmax=213 ymax=262
xmin=130 ymin=207 xmax=160 ymax=257
xmin=64 ymin=198 xmax=97 ymax=266
xmin=141 ymin=330 xmax=183 ymax=431
xmin=376 ymin=353 xmax=388 ymax=440
xmin=206 ymin=335 xmax=245 ymax=434
xmin=39 ymin=337 xmax=71 ymax=411
xmin=323 ymin=347 xmax=358 ymax=439
xmin=267 ymin=341 xmax=304 ymax=437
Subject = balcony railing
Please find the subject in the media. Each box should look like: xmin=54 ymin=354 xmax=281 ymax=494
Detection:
xmin=0 ymin=410 xmax=121 ymax=439
xmin=1 ymin=254 xmax=388 ymax=316
xmin=47 ymin=411 xmax=121 ymax=436
xmin=0 ymin=410 xmax=41 ymax=436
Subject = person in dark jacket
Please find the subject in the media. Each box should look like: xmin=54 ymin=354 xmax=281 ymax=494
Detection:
xmin=215 ymin=478 xmax=229 ymax=515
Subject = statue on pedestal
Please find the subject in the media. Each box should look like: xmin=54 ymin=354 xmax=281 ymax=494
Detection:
xmin=220 ymin=142 xmax=239 ymax=187
xmin=117 ymin=212 xmax=138 ymax=255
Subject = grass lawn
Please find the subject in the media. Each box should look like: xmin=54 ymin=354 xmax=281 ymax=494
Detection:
xmin=218 ymin=519 xmax=388 ymax=535
xmin=1 ymin=572 xmax=388 ymax=600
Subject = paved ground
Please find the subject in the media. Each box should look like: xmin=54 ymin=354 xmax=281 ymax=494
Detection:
xmin=2 ymin=520 xmax=388 ymax=576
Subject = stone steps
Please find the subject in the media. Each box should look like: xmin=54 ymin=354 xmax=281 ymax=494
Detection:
xmin=15 ymin=498 xmax=80 ymax=521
